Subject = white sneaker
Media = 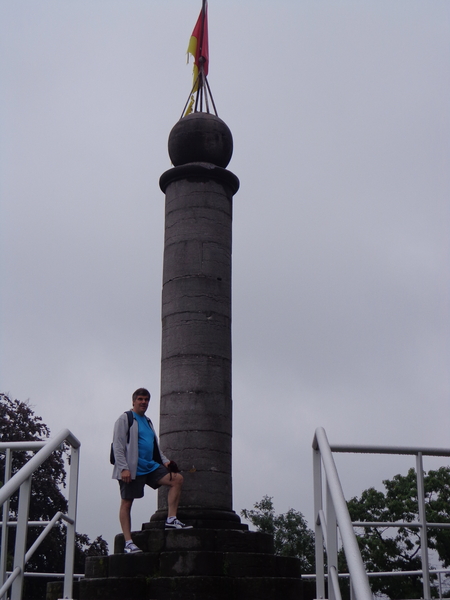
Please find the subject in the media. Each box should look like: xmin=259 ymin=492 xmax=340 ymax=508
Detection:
xmin=165 ymin=518 xmax=193 ymax=530
xmin=124 ymin=541 xmax=142 ymax=553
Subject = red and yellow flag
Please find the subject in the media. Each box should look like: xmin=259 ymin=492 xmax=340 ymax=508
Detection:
xmin=187 ymin=0 xmax=209 ymax=91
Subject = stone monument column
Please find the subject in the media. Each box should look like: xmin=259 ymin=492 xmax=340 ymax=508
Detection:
xmin=83 ymin=112 xmax=304 ymax=599
xmin=150 ymin=112 xmax=242 ymax=528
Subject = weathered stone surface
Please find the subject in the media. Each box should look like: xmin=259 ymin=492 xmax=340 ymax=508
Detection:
xmin=80 ymin=572 xmax=304 ymax=600
xmin=165 ymin=205 xmax=232 ymax=242
xmin=87 ymin=549 xmax=298 ymax=581
xmin=157 ymin=470 xmax=232 ymax=512
xmin=165 ymin=180 xmax=233 ymax=214
xmin=114 ymin=529 xmax=273 ymax=555
xmin=159 ymin=393 xmax=232 ymax=435
xmin=234 ymin=577 xmax=303 ymax=600
xmin=158 ymin=150 xmax=238 ymax=525
xmin=160 ymin=356 xmax=231 ymax=394
xmin=162 ymin=241 xmax=231 ymax=282
xmin=85 ymin=555 xmax=109 ymax=578
xmin=161 ymin=164 xmax=239 ymax=197
xmin=161 ymin=278 xmax=231 ymax=317
xmin=163 ymin=529 xmax=264 ymax=552
xmin=158 ymin=550 xmax=301 ymax=578
xmin=147 ymin=515 xmax=246 ymax=530
xmin=214 ymin=529 xmax=273 ymax=554
xmin=161 ymin=430 xmax=231 ymax=455
xmin=159 ymin=551 xmax=222 ymax=577
xmin=79 ymin=576 xmax=148 ymax=600
xmin=149 ymin=575 xmax=302 ymax=600
xmin=107 ymin=553 xmax=160 ymax=578
xmin=113 ymin=529 xmax=164 ymax=555
xmin=149 ymin=575 xmax=234 ymax=600
xmin=83 ymin=528 xmax=303 ymax=600
xmin=161 ymin=313 xmax=231 ymax=359
xmin=158 ymin=451 xmax=231 ymax=477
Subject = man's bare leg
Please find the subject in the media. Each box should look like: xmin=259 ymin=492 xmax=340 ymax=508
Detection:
xmin=157 ymin=472 xmax=184 ymax=517
xmin=119 ymin=498 xmax=133 ymax=541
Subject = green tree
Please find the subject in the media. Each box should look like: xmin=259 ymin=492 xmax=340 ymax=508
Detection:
xmin=0 ymin=392 xmax=108 ymax=600
xmin=241 ymin=495 xmax=315 ymax=572
xmin=345 ymin=467 xmax=450 ymax=599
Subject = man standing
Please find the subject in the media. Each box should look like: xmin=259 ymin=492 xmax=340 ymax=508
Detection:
xmin=112 ymin=387 xmax=192 ymax=554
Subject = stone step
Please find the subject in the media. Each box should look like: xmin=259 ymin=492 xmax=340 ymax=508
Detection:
xmin=79 ymin=575 xmax=303 ymax=600
xmin=81 ymin=528 xmax=304 ymax=600
xmin=145 ymin=518 xmax=248 ymax=531
xmin=161 ymin=550 xmax=301 ymax=578
xmin=113 ymin=527 xmax=274 ymax=555
xmin=79 ymin=576 xmax=148 ymax=600
xmin=86 ymin=550 xmax=301 ymax=579
xmin=150 ymin=576 xmax=303 ymax=600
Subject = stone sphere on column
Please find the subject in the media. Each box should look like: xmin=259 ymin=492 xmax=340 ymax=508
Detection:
xmin=168 ymin=113 xmax=233 ymax=168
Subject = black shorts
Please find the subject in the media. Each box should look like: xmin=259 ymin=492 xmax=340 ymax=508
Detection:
xmin=119 ymin=465 xmax=169 ymax=500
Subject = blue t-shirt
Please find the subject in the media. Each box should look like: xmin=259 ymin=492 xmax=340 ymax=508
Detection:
xmin=134 ymin=413 xmax=160 ymax=475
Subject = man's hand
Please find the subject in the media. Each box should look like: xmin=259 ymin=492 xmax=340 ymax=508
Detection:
xmin=166 ymin=460 xmax=180 ymax=474
xmin=121 ymin=469 xmax=131 ymax=484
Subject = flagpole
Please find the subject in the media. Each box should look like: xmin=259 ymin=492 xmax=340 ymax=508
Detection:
xmin=199 ymin=0 xmax=207 ymax=60
xmin=183 ymin=0 xmax=217 ymax=118
xmin=198 ymin=0 xmax=207 ymax=109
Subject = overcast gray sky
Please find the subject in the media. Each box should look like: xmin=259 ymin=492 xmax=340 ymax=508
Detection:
xmin=1 ymin=0 xmax=449 ymax=551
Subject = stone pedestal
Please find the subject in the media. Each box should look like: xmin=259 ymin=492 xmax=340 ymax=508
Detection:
xmin=78 ymin=528 xmax=304 ymax=600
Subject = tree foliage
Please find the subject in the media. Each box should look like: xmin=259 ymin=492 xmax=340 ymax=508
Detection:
xmin=241 ymin=495 xmax=315 ymax=572
xmin=0 ymin=392 xmax=108 ymax=600
xmin=345 ymin=467 xmax=450 ymax=599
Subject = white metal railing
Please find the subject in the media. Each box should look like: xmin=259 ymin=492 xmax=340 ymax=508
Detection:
xmin=312 ymin=427 xmax=450 ymax=600
xmin=302 ymin=568 xmax=450 ymax=600
xmin=0 ymin=429 xmax=80 ymax=600
xmin=313 ymin=427 xmax=372 ymax=600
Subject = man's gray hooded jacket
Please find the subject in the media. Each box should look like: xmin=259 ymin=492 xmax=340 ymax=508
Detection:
xmin=112 ymin=411 xmax=169 ymax=480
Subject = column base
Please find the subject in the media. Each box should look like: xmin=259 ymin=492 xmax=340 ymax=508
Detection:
xmin=147 ymin=508 xmax=247 ymax=530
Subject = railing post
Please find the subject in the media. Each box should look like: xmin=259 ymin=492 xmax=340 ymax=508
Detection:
xmin=0 ymin=448 xmax=12 ymax=600
xmin=326 ymin=479 xmax=338 ymax=600
xmin=350 ymin=578 xmax=355 ymax=600
xmin=11 ymin=477 xmax=32 ymax=600
xmin=416 ymin=452 xmax=431 ymax=600
xmin=63 ymin=445 xmax=80 ymax=599
xmin=313 ymin=445 xmax=325 ymax=599
xmin=314 ymin=427 xmax=372 ymax=600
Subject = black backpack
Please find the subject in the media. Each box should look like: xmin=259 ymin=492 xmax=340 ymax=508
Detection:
xmin=110 ymin=410 xmax=134 ymax=465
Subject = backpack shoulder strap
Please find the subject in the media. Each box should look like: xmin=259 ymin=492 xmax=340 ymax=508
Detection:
xmin=125 ymin=410 xmax=134 ymax=443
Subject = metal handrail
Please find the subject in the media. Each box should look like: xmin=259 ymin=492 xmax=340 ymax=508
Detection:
xmin=329 ymin=444 xmax=450 ymax=457
xmin=313 ymin=427 xmax=450 ymax=600
xmin=303 ymin=568 xmax=450 ymax=579
xmin=0 ymin=430 xmax=80 ymax=600
xmin=313 ymin=428 xmax=372 ymax=600
xmin=302 ymin=567 xmax=450 ymax=600
xmin=5 ymin=571 xmax=84 ymax=579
